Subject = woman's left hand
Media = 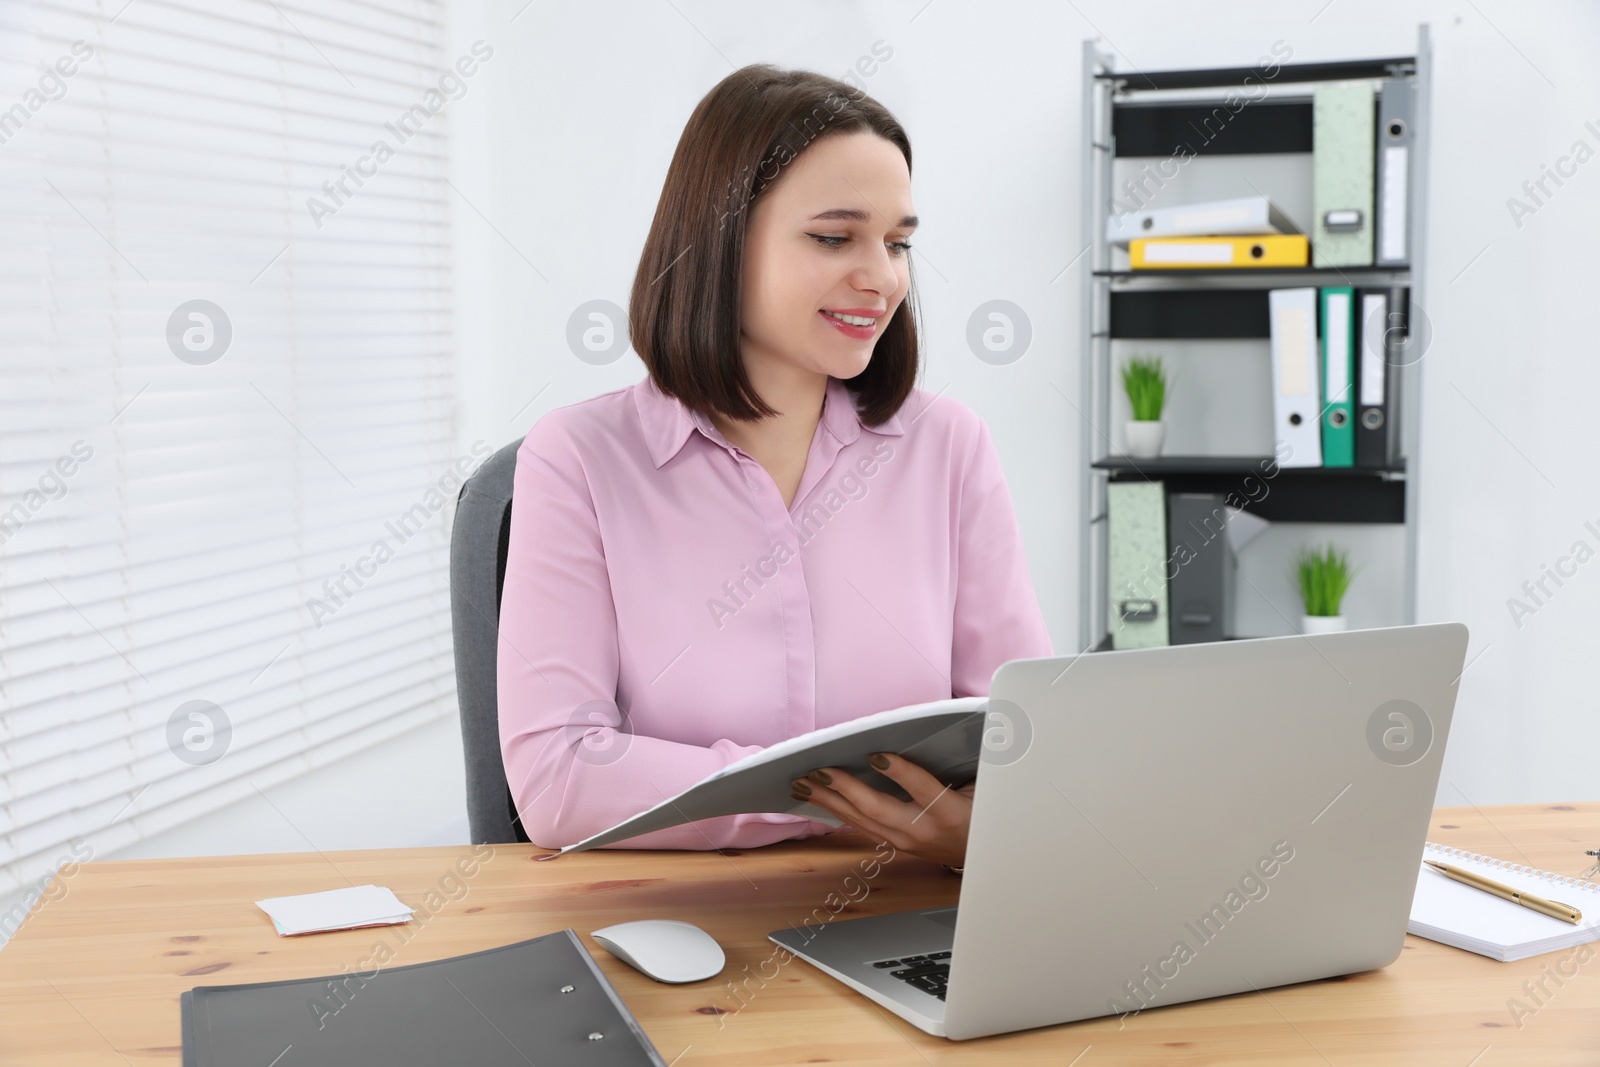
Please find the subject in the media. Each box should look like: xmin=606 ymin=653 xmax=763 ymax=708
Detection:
xmin=791 ymin=753 xmax=974 ymax=868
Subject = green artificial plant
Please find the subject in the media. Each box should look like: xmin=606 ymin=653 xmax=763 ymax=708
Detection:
xmin=1121 ymin=355 xmax=1168 ymax=422
xmin=1294 ymin=544 xmax=1358 ymax=617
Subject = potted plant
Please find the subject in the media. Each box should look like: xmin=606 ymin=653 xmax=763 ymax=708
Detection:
xmin=1120 ymin=355 xmax=1167 ymax=458
xmin=1294 ymin=544 xmax=1357 ymax=634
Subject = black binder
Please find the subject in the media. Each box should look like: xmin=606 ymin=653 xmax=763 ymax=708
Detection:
xmin=1354 ymin=287 xmax=1404 ymax=470
xmin=180 ymin=929 xmax=666 ymax=1066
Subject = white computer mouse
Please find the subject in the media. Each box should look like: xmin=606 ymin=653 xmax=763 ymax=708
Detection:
xmin=589 ymin=919 xmax=726 ymax=983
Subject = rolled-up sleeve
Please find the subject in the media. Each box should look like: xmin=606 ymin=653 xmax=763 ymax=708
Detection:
xmin=950 ymin=419 xmax=1054 ymax=697
xmin=496 ymin=420 xmax=834 ymax=850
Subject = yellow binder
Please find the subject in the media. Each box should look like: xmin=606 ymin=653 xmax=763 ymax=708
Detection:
xmin=1129 ymin=234 xmax=1310 ymax=269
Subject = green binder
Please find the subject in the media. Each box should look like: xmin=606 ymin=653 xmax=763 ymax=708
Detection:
xmin=1312 ymin=83 xmax=1375 ymax=267
xmin=1320 ymin=287 xmax=1355 ymax=468
xmin=1107 ymin=481 xmax=1169 ymax=649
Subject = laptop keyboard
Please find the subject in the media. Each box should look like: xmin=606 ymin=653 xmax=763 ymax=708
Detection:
xmin=870 ymin=951 xmax=953 ymax=1001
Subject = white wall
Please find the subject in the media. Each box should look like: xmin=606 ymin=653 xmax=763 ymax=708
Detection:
xmin=447 ymin=0 xmax=1600 ymax=810
xmin=14 ymin=4 xmax=1589 ymax=943
xmin=0 ymin=716 xmax=468 ymax=950
xmin=89 ymin=716 xmax=469 ymax=861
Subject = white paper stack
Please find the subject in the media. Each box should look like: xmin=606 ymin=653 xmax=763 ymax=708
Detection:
xmin=255 ymin=884 xmax=414 ymax=937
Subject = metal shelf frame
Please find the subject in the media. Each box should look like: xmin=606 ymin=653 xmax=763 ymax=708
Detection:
xmin=1076 ymin=27 xmax=1434 ymax=649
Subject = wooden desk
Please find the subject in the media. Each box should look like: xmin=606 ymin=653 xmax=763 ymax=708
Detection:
xmin=3 ymin=804 xmax=1598 ymax=1065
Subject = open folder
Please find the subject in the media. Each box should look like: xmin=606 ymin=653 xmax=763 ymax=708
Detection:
xmin=544 ymin=697 xmax=990 ymax=857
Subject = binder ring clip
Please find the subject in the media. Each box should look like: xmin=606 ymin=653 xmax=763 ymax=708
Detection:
xmin=1583 ymin=849 xmax=1600 ymax=879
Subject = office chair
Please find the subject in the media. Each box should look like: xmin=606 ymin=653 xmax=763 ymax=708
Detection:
xmin=449 ymin=437 xmax=532 ymax=844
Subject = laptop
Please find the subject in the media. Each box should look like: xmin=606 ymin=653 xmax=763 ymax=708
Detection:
xmin=768 ymin=622 xmax=1470 ymax=1040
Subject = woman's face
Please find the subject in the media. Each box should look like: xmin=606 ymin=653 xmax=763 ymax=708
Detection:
xmin=739 ymin=131 xmax=916 ymax=388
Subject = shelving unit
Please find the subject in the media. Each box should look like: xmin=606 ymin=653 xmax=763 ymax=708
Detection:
xmin=1077 ymin=28 xmax=1433 ymax=651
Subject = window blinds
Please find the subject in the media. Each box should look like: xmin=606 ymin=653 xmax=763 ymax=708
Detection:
xmin=0 ymin=0 xmax=462 ymax=896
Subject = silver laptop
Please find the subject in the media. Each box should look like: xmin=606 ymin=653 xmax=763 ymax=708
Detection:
xmin=769 ymin=622 xmax=1469 ymax=1040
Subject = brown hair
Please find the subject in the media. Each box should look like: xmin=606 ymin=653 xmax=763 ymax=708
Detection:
xmin=628 ymin=64 xmax=920 ymax=427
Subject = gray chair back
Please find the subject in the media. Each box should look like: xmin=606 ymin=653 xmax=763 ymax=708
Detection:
xmin=450 ymin=438 xmax=531 ymax=844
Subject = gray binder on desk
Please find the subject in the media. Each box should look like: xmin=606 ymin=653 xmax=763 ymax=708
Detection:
xmin=180 ymin=929 xmax=667 ymax=1067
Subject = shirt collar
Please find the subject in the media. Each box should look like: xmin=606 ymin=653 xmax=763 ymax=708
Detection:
xmin=633 ymin=373 xmax=905 ymax=469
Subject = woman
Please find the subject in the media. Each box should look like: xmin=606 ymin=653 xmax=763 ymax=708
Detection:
xmin=497 ymin=64 xmax=1051 ymax=870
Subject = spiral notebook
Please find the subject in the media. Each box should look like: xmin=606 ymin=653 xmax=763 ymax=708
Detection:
xmin=1408 ymin=842 xmax=1600 ymax=962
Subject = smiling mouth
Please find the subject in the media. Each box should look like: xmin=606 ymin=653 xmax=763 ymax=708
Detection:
xmin=821 ymin=310 xmax=881 ymax=327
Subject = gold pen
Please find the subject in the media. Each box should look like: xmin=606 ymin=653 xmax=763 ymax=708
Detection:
xmin=1425 ymin=860 xmax=1583 ymax=925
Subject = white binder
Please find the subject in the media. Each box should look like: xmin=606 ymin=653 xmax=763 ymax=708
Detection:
xmin=1107 ymin=195 xmax=1299 ymax=247
xmin=1269 ymin=288 xmax=1322 ymax=468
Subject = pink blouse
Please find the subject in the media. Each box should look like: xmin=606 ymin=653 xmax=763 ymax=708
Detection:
xmin=497 ymin=374 xmax=1053 ymax=850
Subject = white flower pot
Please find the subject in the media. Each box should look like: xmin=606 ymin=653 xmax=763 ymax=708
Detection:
xmin=1123 ymin=420 xmax=1164 ymax=459
xmin=1301 ymin=614 xmax=1347 ymax=635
